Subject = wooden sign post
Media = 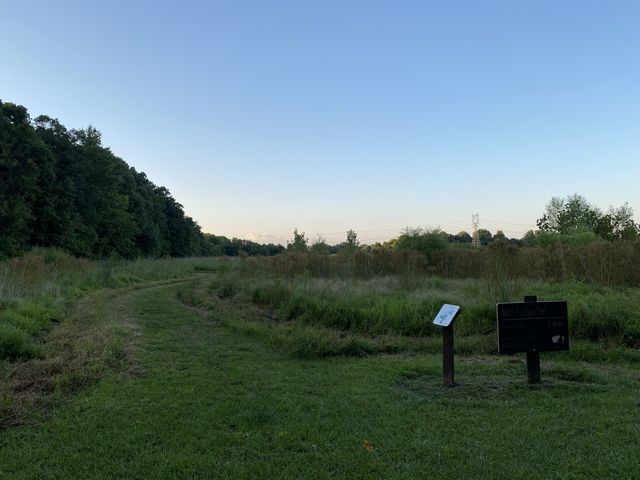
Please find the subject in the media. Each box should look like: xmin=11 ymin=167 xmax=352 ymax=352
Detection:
xmin=433 ymin=304 xmax=461 ymax=387
xmin=497 ymin=296 xmax=569 ymax=384
xmin=524 ymin=295 xmax=541 ymax=384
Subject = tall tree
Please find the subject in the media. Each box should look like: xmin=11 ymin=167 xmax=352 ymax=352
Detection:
xmin=287 ymin=228 xmax=308 ymax=253
xmin=0 ymin=100 xmax=207 ymax=259
xmin=537 ymin=194 xmax=638 ymax=240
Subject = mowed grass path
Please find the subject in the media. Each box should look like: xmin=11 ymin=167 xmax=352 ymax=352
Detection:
xmin=1 ymin=280 xmax=639 ymax=479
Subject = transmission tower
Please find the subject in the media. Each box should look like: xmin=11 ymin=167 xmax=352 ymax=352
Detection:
xmin=472 ymin=213 xmax=480 ymax=248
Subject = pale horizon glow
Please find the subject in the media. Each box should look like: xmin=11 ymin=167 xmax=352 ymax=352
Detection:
xmin=2 ymin=1 xmax=638 ymax=245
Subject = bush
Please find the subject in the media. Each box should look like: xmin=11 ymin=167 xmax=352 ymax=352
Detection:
xmin=0 ymin=323 xmax=42 ymax=359
xmin=395 ymin=227 xmax=449 ymax=261
xmin=252 ymin=283 xmax=290 ymax=307
xmin=0 ymin=310 xmax=45 ymax=336
xmin=219 ymin=279 xmax=237 ymax=298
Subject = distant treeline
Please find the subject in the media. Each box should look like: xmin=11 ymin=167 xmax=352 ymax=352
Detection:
xmin=203 ymin=234 xmax=284 ymax=257
xmin=3 ymin=100 xmax=638 ymax=262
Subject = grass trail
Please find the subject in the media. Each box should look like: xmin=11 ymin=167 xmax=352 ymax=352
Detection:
xmin=1 ymin=280 xmax=639 ymax=479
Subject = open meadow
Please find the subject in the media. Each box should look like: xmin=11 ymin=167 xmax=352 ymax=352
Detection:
xmin=3 ymin=3 xmax=640 ymax=477
xmin=1 ymin=250 xmax=639 ymax=479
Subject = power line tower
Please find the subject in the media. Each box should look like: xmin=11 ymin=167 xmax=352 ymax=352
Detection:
xmin=472 ymin=213 xmax=480 ymax=248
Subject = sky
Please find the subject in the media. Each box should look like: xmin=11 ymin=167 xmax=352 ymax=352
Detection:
xmin=1 ymin=0 xmax=639 ymax=245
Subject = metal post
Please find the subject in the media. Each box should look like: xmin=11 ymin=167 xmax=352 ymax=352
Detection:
xmin=526 ymin=351 xmax=541 ymax=384
xmin=443 ymin=324 xmax=454 ymax=386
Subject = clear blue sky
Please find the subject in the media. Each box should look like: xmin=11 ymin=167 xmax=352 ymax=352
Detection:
xmin=2 ymin=0 xmax=638 ymax=244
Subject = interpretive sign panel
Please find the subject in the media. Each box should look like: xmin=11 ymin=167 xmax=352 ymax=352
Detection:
xmin=497 ymin=301 xmax=569 ymax=354
xmin=433 ymin=304 xmax=460 ymax=327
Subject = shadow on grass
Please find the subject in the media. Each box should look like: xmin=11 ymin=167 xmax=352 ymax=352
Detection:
xmin=396 ymin=360 xmax=610 ymax=402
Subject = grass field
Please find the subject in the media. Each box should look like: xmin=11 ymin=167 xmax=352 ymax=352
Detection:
xmin=202 ymin=262 xmax=640 ymax=356
xmin=0 ymin=251 xmax=640 ymax=479
xmin=0 ymin=250 xmax=219 ymax=361
xmin=1 ymin=262 xmax=639 ymax=479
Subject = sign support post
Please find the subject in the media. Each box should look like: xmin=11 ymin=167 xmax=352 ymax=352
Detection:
xmin=433 ymin=304 xmax=461 ymax=387
xmin=526 ymin=351 xmax=541 ymax=384
xmin=442 ymin=324 xmax=454 ymax=386
xmin=523 ymin=295 xmax=541 ymax=384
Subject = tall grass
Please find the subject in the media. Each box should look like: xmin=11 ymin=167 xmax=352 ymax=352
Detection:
xmin=245 ymin=239 xmax=640 ymax=286
xmin=205 ymin=262 xmax=640 ymax=351
xmin=0 ymin=248 xmax=95 ymax=301
xmin=223 ymin=244 xmax=640 ymax=353
xmin=4 ymin=243 xmax=640 ymax=362
xmin=0 ymin=249 xmax=221 ymax=360
xmin=0 ymin=249 xmax=223 ymax=302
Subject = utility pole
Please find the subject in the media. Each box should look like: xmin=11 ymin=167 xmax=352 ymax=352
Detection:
xmin=472 ymin=213 xmax=480 ymax=248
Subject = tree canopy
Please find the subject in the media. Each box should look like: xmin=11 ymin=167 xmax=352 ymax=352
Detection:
xmin=286 ymin=228 xmax=308 ymax=252
xmin=394 ymin=227 xmax=449 ymax=258
xmin=536 ymin=194 xmax=638 ymax=241
xmin=0 ymin=101 xmax=206 ymax=258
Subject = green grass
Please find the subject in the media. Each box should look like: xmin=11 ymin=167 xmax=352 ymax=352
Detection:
xmin=210 ymin=269 xmax=640 ymax=348
xmin=1 ymin=261 xmax=640 ymax=478
xmin=1 ymin=277 xmax=639 ymax=479
xmin=0 ymin=250 xmax=225 ymax=360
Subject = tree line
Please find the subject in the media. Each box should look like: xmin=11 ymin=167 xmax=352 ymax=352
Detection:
xmin=204 ymin=234 xmax=284 ymax=257
xmin=0 ymin=101 xmax=211 ymax=258
xmin=3 ymin=100 xmax=636 ymax=260
xmin=287 ymin=194 xmax=638 ymax=258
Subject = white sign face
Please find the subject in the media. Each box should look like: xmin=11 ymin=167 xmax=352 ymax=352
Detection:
xmin=433 ymin=304 xmax=460 ymax=327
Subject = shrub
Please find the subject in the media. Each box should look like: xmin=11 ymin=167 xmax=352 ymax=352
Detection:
xmin=219 ymin=281 xmax=236 ymax=298
xmin=0 ymin=310 xmax=45 ymax=336
xmin=0 ymin=323 xmax=42 ymax=359
xmin=252 ymin=283 xmax=290 ymax=307
xmin=395 ymin=227 xmax=449 ymax=261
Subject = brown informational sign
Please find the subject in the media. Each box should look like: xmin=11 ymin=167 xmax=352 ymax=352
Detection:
xmin=497 ymin=300 xmax=569 ymax=354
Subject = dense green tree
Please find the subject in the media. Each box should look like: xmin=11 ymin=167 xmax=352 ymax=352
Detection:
xmin=287 ymin=228 xmax=308 ymax=253
xmin=596 ymin=204 xmax=638 ymax=240
xmin=0 ymin=102 xmax=41 ymax=256
xmin=476 ymin=229 xmax=493 ymax=246
xmin=449 ymin=231 xmax=472 ymax=244
xmin=201 ymin=234 xmax=283 ymax=257
xmin=346 ymin=229 xmax=358 ymax=246
xmin=338 ymin=229 xmax=359 ymax=255
xmin=395 ymin=227 xmax=448 ymax=259
xmin=0 ymin=100 xmax=206 ymax=259
xmin=521 ymin=230 xmax=537 ymax=247
xmin=310 ymin=235 xmax=330 ymax=255
xmin=492 ymin=230 xmax=507 ymax=242
xmin=537 ymin=194 xmax=638 ymax=240
xmin=32 ymin=115 xmax=87 ymax=253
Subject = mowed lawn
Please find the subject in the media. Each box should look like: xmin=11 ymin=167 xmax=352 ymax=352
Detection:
xmin=1 ymin=281 xmax=639 ymax=479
